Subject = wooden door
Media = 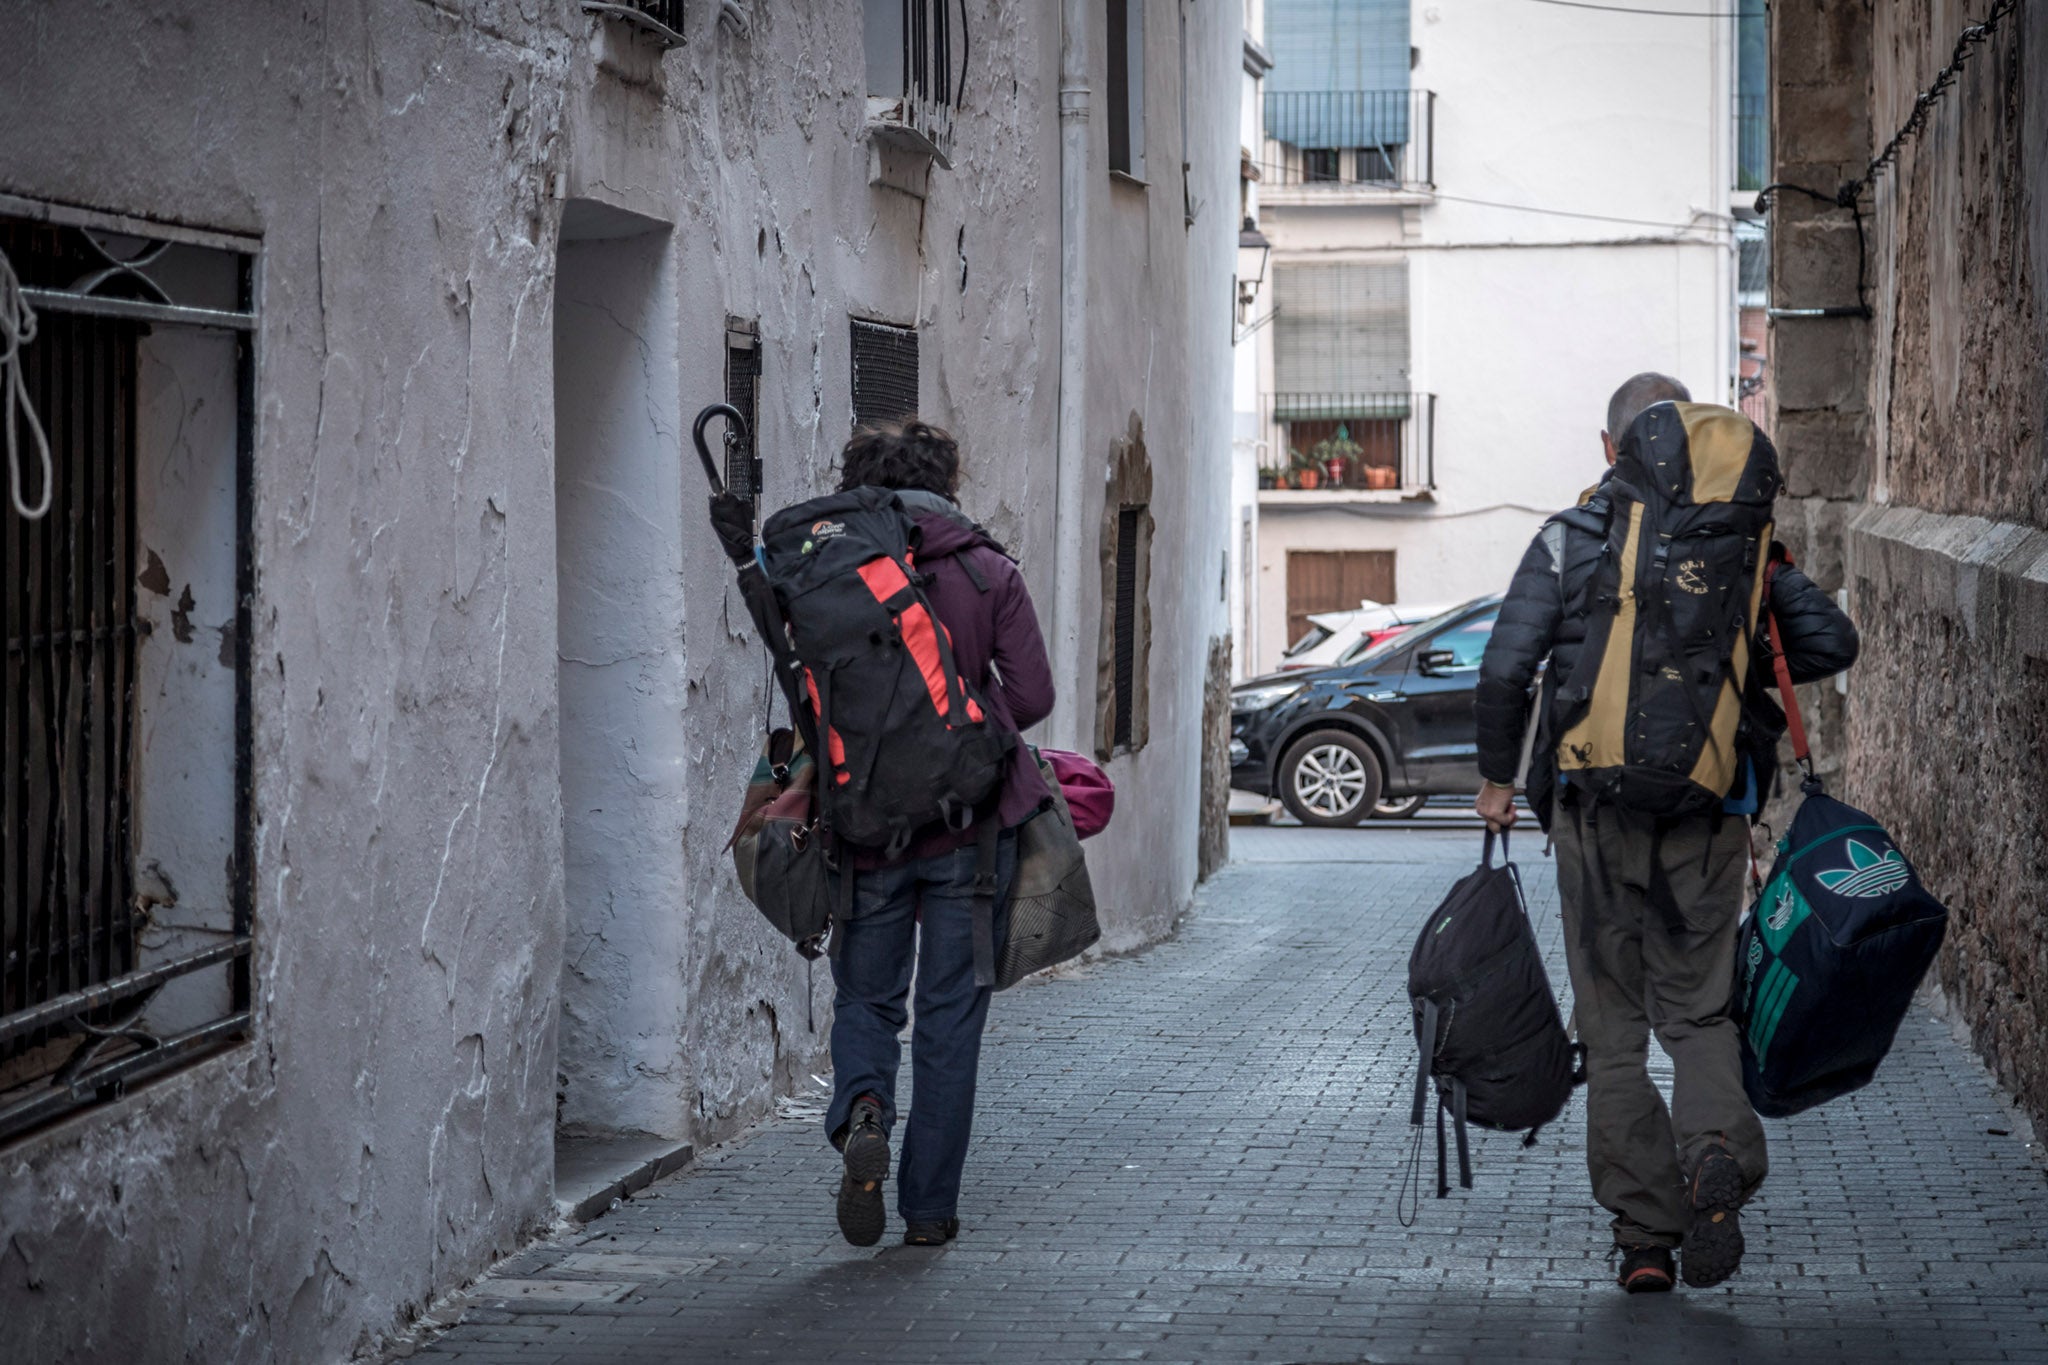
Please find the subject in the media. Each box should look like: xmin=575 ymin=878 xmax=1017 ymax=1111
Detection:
xmin=1286 ymin=550 xmax=1396 ymax=647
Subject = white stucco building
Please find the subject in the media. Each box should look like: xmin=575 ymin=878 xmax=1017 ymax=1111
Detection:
xmin=1232 ymin=0 xmax=1737 ymax=675
xmin=0 ymin=3 xmax=1237 ymax=1360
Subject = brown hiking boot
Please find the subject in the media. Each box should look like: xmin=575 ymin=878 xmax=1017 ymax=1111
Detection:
xmin=1681 ymin=1144 xmax=1747 ymax=1287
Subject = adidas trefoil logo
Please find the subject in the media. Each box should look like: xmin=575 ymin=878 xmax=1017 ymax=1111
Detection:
xmin=1815 ymin=838 xmax=1910 ymax=898
xmin=1766 ymin=886 xmax=1798 ymax=931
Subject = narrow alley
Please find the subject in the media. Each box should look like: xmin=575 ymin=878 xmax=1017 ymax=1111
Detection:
xmin=404 ymin=821 xmax=2048 ymax=1364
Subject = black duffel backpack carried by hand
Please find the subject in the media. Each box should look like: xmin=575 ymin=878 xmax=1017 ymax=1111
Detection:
xmin=1402 ymin=829 xmax=1583 ymax=1225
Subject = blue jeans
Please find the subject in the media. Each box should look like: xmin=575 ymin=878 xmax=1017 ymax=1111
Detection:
xmin=824 ymin=832 xmax=1017 ymax=1223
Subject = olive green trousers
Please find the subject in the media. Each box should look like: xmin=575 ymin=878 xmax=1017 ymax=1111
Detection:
xmin=1553 ymin=799 xmax=1769 ymax=1249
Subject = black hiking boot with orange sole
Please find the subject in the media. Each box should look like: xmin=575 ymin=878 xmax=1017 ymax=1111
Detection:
xmin=1682 ymin=1144 xmax=1747 ymax=1288
xmin=836 ymin=1097 xmax=891 ymax=1248
xmin=1616 ymin=1243 xmax=1676 ymax=1294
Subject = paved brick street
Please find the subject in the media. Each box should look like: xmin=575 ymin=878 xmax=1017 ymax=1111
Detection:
xmin=408 ymin=820 xmax=2048 ymax=1364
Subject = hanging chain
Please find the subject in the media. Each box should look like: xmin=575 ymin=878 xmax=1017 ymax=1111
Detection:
xmin=1758 ymin=0 xmax=2021 ymax=213
xmin=1849 ymin=0 xmax=2019 ymax=203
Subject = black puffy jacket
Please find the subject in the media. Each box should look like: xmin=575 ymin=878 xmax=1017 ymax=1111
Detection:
xmin=1476 ymin=487 xmax=1859 ymax=823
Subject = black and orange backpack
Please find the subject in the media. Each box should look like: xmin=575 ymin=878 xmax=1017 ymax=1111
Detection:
xmin=758 ymin=486 xmax=1015 ymax=858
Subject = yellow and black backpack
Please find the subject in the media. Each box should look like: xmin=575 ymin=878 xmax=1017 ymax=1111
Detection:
xmin=1552 ymin=401 xmax=1783 ymax=816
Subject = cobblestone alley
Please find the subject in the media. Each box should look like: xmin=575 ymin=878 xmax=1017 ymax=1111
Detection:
xmin=405 ymin=821 xmax=2048 ymax=1364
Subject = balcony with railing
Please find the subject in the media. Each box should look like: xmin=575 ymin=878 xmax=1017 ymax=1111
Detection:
xmin=1257 ymin=393 xmax=1436 ymax=502
xmin=1257 ymin=90 xmax=1436 ymax=203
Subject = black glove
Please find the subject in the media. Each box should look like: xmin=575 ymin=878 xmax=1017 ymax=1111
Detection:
xmin=709 ymin=491 xmax=756 ymax=566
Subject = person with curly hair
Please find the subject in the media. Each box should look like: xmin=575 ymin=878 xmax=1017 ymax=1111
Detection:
xmin=822 ymin=419 xmax=1056 ymax=1250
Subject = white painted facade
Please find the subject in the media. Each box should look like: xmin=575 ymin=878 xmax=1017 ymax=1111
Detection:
xmin=0 ymin=3 xmax=1237 ymax=1360
xmin=1233 ymin=1 xmax=1736 ymax=675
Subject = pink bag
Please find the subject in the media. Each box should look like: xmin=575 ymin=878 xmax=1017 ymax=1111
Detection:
xmin=1041 ymin=748 xmax=1115 ymax=839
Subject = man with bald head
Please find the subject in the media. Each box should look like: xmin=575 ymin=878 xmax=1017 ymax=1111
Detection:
xmin=1471 ymin=373 xmax=1858 ymax=1294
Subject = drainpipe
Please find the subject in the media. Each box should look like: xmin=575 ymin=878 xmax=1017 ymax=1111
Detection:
xmin=1052 ymin=0 xmax=1090 ymax=749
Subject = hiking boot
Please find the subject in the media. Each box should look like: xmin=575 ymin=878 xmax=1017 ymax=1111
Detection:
xmin=1681 ymin=1144 xmax=1746 ymax=1287
xmin=902 ymin=1217 xmax=959 ymax=1247
xmin=1615 ymin=1243 xmax=1675 ymax=1294
xmin=835 ymin=1096 xmax=890 ymax=1247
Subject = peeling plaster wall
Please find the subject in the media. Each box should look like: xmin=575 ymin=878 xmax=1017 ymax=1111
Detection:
xmin=5 ymin=4 xmax=571 ymax=1360
xmin=1 ymin=1 xmax=1237 ymax=1360
xmin=1078 ymin=0 xmax=1239 ymax=949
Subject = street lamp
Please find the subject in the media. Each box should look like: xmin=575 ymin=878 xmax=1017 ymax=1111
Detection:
xmin=1237 ymin=217 xmax=1271 ymax=327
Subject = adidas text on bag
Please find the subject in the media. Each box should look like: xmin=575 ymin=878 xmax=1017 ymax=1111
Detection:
xmin=1553 ymin=402 xmax=1782 ymax=816
xmin=759 ymin=486 xmax=1015 ymax=854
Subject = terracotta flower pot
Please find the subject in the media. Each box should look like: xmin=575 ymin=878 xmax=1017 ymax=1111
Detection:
xmin=1295 ymin=467 xmax=1322 ymax=490
xmin=1364 ymin=465 xmax=1397 ymax=490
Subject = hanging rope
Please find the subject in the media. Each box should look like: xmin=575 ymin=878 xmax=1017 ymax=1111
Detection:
xmin=0 ymin=243 xmax=53 ymax=520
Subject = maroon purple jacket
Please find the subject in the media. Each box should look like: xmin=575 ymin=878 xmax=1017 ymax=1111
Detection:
xmin=893 ymin=489 xmax=1054 ymax=863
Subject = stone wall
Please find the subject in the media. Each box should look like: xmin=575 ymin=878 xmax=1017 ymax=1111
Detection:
xmin=1769 ymin=0 xmax=2048 ymax=1131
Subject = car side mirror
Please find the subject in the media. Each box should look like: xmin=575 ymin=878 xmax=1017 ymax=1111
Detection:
xmin=1418 ymin=649 xmax=1459 ymax=677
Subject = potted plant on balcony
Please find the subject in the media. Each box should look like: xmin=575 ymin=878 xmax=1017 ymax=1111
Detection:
xmin=1257 ymin=465 xmax=1278 ymax=490
xmin=1364 ymin=462 xmax=1398 ymax=491
xmin=1312 ymin=425 xmax=1363 ymax=490
xmin=1289 ymin=449 xmax=1322 ymax=490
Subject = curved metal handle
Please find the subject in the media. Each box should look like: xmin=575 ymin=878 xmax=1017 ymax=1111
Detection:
xmin=692 ymin=403 xmax=748 ymax=495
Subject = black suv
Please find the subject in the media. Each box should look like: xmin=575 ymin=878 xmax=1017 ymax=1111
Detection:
xmin=1230 ymin=596 xmax=1502 ymax=826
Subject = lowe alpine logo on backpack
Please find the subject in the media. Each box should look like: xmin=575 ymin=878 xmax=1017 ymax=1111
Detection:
xmin=1550 ymin=402 xmax=1783 ymax=817
xmin=758 ymin=486 xmax=1014 ymax=854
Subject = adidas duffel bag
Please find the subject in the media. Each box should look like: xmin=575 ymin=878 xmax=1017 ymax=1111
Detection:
xmin=1733 ymin=780 xmax=1947 ymax=1118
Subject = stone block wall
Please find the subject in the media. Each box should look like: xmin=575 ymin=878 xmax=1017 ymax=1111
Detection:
xmin=1769 ymin=0 xmax=2048 ymax=1131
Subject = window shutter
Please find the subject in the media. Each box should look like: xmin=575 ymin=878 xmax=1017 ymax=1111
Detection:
xmin=1273 ymin=261 xmax=1410 ymax=398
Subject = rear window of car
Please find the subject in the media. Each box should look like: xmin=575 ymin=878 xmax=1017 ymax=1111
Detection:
xmin=1339 ymin=603 xmax=1468 ymax=667
xmin=1284 ymin=624 xmax=1333 ymax=658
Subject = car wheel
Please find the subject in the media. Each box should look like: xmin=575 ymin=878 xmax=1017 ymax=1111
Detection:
xmin=1371 ymin=794 xmax=1428 ymax=820
xmin=1278 ymin=731 xmax=1383 ymax=828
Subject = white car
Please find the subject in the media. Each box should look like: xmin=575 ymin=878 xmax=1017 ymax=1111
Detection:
xmin=1276 ymin=599 xmax=1464 ymax=673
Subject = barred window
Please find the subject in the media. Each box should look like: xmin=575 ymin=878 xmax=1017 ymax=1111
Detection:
xmin=0 ymin=200 xmax=254 ymax=1144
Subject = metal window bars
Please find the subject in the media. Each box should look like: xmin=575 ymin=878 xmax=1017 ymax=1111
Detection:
xmin=1258 ymin=393 xmax=1437 ymax=495
xmin=868 ymin=0 xmax=960 ymax=165
xmin=580 ymin=0 xmax=684 ymax=48
xmin=0 ymin=197 xmax=254 ymax=1146
xmin=1258 ymin=91 xmax=1436 ymax=193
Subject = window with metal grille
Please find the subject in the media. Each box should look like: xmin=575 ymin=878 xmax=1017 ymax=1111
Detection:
xmin=850 ymin=319 xmax=919 ymax=429
xmin=1112 ymin=505 xmax=1145 ymax=751
xmin=862 ymin=0 xmax=958 ymax=160
xmin=1106 ymin=0 xmax=1145 ymax=178
xmin=724 ymin=321 xmax=761 ymax=503
xmin=0 ymin=200 xmax=254 ymax=1144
